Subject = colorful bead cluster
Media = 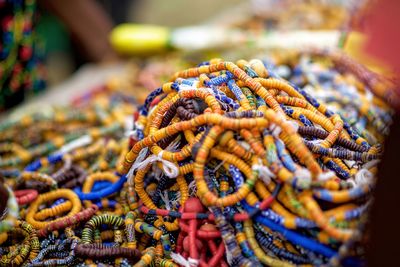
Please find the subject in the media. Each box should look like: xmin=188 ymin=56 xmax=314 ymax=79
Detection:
xmin=0 ymin=51 xmax=393 ymax=266
xmin=0 ymin=84 xmax=140 ymax=266
xmin=0 ymin=0 xmax=46 ymax=111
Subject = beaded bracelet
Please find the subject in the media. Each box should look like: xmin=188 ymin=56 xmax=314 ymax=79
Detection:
xmin=14 ymin=189 xmax=39 ymax=206
xmin=0 ymin=75 xmax=139 ymax=265
xmin=0 ymin=220 xmax=39 ymax=266
xmin=81 ymin=214 xmax=125 ymax=244
xmin=37 ymin=204 xmax=99 ymax=238
xmin=26 ymin=189 xmax=82 ymax=229
xmin=30 ymin=238 xmax=79 ymax=267
xmin=0 ymin=122 xmax=123 ymax=168
xmin=74 ymin=243 xmax=142 ymax=260
xmin=74 ymin=173 xmax=127 ymax=201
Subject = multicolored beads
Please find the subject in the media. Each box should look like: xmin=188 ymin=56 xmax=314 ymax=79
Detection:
xmin=0 ymin=51 xmax=393 ymax=266
xmin=0 ymin=0 xmax=46 ymax=111
xmin=119 ymin=54 xmax=391 ymax=266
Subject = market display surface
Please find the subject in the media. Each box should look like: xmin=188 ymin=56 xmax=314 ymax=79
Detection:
xmin=0 ymin=51 xmax=394 ymax=266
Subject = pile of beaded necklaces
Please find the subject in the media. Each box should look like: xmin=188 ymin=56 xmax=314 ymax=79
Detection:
xmin=0 ymin=51 xmax=394 ymax=266
xmin=120 ymin=54 xmax=392 ymax=266
xmin=0 ymin=83 xmax=140 ymax=266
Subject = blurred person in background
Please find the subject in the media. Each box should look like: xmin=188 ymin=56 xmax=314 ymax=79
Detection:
xmin=362 ymin=0 xmax=400 ymax=266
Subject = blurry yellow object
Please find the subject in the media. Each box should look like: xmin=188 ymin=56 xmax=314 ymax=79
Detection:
xmin=344 ymin=31 xmax=393 ymax=75
xmin=110 ymin=24 xmax=170 ymax=55
xmin=111 ymin=24 xmax=244 ymax=55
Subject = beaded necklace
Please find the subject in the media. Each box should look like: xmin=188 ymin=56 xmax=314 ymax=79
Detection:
xmin=117 ymin=55 xmax=390 ymax=265
xmin=0 ymin=52 xmax=392 ymax=266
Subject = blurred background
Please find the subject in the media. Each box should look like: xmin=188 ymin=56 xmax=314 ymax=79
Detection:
xmin=1 ymin=0 xmax=389 ymax=112
xmin=38 ymin=0 xmax=246 ymax=86
xmin=36 ymin=0 xmax=368 ymax=86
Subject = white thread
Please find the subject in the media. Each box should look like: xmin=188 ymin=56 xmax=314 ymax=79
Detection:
xmin=309 ymin=139 xmax=322 ymax=145
xmin=212 ymin=160 xmax=226 ymax=173
xmin=133 ymin=151 xmax=179 ymax=178
xmin=252 ymin=164 xmax=275 ymax=185
xmin=57 ymin=135 xmax=92 ymax=154
xmin=317 ymin=171 xmax=336 ymax=181
xmin=148 ymin=105 xmax=157 ymax=117
xmin=188 ymin=258 xmax=199 ymax=267
xmin=344 ymin=160 xmax=356 ymax=169
xmin=135 ymin=148 xmax=149 ymax=165
xmin=160 ymin=191 xmax=171 ymax=210
xmin=127 ymin=166 xmax=135 ymax=185
xmin=165 ymin=136 xmax=181 ymax=152
xmin=355 ymin=169 xmax=374 ymax=186
xmin=152 ymin=164 xmax=164 ymax=181
xmin=170 ymin=191 xmax=181 ymax=208
xmin=127 ymin=148 xmax=148 ymax=185
xmin=171 ymin=252 xmax=191 ymax=267
xmin=188 ymin=180 xmax=197 ymax=197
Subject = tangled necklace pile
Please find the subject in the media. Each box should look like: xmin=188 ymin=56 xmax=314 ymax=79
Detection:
xmin=0 ymin=52 xmax=393 ymax=266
